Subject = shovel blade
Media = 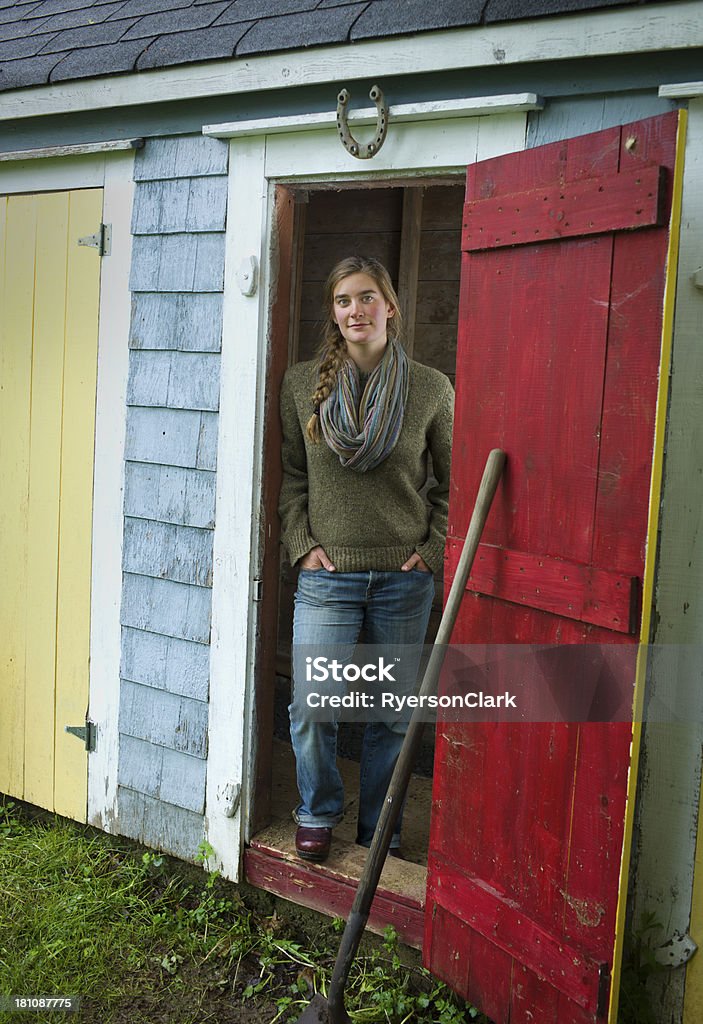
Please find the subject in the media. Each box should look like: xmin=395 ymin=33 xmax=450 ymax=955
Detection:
xmin=294 ymin=992 xmax=330 ymax=1023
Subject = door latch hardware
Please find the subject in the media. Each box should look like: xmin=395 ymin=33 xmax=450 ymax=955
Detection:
xmin=78 ymin=223 xmax=111 ymax=256
xmin=65 ymin=721 xmax=96 ymax=752
xmin=336 ymin=85 xmax=389 ymax=160
xmin=596 ymin=963 xmax=610 ymax=1018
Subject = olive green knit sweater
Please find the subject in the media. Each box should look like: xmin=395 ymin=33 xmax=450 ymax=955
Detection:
xmin=278 ymin=357 xmax=454 ymax=574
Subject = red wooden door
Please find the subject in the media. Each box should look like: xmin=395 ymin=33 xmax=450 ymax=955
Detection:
xmin=424 ymin=112 xmax=684 ymax=1024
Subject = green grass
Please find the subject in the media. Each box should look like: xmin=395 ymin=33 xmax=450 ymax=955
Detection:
xmin=0 ymin=798 xmax=487 ymax=1024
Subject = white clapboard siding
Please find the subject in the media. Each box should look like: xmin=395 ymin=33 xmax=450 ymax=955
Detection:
xmin=131 ymin=177 xmax=228 ymax=235
xmin=119 ymin=735 xmax=207 ymax=814
xmin=130 ymin=293 xmax=223 ymax=352
xmin=123 ymin=517 xmax=213 ymax=588
xmin=118 ymin=788 xmax=204 ymax=860
xmin=119 ymin=679 xmax=208 ymax=759
xmin=124 ymin=463 xmax=216 ymax=529
xmin=121 ymin=626 xmax=210 ymax=702
xmin=128 ymin=351 xmax=221 ymax=411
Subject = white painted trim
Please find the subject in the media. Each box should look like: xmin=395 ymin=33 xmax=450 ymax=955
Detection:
xmin=205 ymin=136 xmax=269 ymax=882
xmin=660 ymin=81 xmax=703 ymax=98
xmin=260 ymin=112 xmax=528 ymax=181
xmin=0 ymin=155 xmax=105 ymax=193
xmin=87 ymin=153 xmax=134 ymax=833
xmin=206 ymin=111 xmax=528 ymax=882
xmin=203 ymin=94 xmax=543 ymax=139
xmin=0 ymin=2 xmax=699 ymax=122
xmin=0 ymin=139 xmax=144 ymax=162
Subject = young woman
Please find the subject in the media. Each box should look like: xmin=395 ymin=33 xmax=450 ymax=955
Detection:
xmin=278 ymin=255 xmax=454 ymax=863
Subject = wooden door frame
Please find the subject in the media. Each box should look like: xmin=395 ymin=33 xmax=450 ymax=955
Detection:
xmin=0 ymin=152 xmax=135 ymax=831
xmin=204 ymin=102 xmax=532 ymax=883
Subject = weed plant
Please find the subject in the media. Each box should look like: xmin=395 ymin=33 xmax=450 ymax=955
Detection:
xmin=0 ymin=799 xmax=487 ymax=1024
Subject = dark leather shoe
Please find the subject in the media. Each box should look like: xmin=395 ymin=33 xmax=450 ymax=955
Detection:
xmin=389 ymin=848 xmax=403 ymax=860
xmin=295 ymin=826 xmax=332 ymax=862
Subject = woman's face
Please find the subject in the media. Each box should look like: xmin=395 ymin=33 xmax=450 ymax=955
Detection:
xmin=331 ymin=271 xmax=395 ymax=353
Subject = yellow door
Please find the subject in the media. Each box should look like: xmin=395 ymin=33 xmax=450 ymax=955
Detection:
xmin=0 ymin=188 xmax=103 ymax=822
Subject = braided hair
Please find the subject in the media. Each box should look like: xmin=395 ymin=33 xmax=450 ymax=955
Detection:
xmin=306 ymin=255 xmax=403 ymax=442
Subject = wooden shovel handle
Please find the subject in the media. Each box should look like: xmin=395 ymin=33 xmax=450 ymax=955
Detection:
xmin=326 ymin=448 xmax=507 ymax=1024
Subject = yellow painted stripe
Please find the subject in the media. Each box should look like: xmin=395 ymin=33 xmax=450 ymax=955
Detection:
xmin=0 ymin=195 xmax=38 ymax=800
xmin=608 ymin=108 xmax=689 ymax=1022
xmin=24 ymin=192 xmax=70 ymax=810
xmin=53 ymin=188 xmax=103 ymax=823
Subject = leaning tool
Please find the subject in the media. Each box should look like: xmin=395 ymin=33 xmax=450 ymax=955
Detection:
xmin=295 ymin=448 xmax=507 ymax=1024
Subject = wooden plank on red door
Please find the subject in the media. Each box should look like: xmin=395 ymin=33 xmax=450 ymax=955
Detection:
xmin=445 ymin=538 xmax=639 ymax=634
xmin=462 ymin=163 xmax=666 ymax=250
xmin=424 ymin=112 xmax=683 ymax=1024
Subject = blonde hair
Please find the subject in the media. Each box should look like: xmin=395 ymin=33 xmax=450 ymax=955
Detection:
xmin=306 ymin=256 xmax=403 ymax=442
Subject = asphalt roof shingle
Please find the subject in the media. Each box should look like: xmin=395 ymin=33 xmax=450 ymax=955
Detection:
xmin=351 ymin=0 xmax=484 ymax=39
xmin=234 ymin=2 xmax=365 ymax=52
xmin=48 ymin=33 xmax=155 ymax=77
xmin=0 ymin=0 xmax=673 ymax=95
xmin=120 ymin=2 xmax=229 ymax=38
xmin=27 ymin=3 xmax=131 ymax=32
xmin=136 ymin=17 xmax=253 ymax=65
xmin=37 ymin=18 xmax=137 ymax=51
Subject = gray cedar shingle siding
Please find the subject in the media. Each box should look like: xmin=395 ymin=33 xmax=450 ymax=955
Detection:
xmin=117 ymin=133 xmax=227 ymax=860
xmin=118 ymin=789 xmax=205 ymax=860
xmin=130 ymin=294 xmax=223 ymax=351
xmin=121 ymin=626 xmax=210 ymax=701
xmin=120 ymin=680 xmax=209 ymax=758
xmin=124 ymin=464 xmax=216 ymax=529
xmin=0 ymin=0 xmax=667 ymax=95
xmin=118 ymin=736 xmax=208 ymax=814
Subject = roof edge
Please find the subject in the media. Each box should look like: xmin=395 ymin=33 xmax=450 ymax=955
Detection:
xmin=0 ymin=1 xmax=700 ymax=124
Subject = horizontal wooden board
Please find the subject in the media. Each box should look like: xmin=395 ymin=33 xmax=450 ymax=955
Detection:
xmin=446 ymin=538 xmax=639 ymax=634
xmin=415 ymin=280 xmax=461 ymax=324
xmin=421 ymin=184 xmax=465 ymax=230
xmin=305 ymin=188 xmax=403 ymax=234
xmin=302 ymin=231 xmax=401 ymax=282
xmin=429 ymin=857 xmax=606 ymax=1013
xmin=462 ymin=164 xmax=665 ymax=250
xmin=246 ymin=830 xmax=425 ymax=950
xmin=417 ymin=229 xmax=463 ymax=279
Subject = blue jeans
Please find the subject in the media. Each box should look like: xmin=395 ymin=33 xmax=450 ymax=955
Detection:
xmin=289 ymin=569 xmax=435 ymax=848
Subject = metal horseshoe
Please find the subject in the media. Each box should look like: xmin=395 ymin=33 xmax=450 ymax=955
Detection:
xmin=336 ymin=85 xmax=389 ymax=160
